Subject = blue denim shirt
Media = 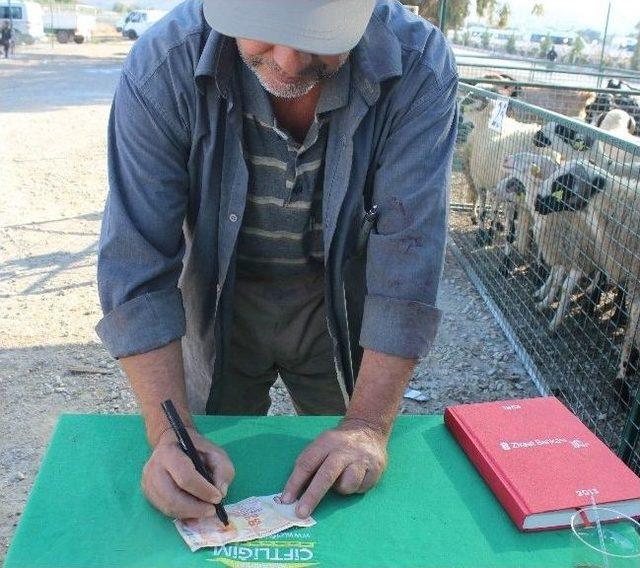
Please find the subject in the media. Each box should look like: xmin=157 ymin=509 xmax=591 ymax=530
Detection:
xmin=96 ymin=0 xmax=458 ymax=413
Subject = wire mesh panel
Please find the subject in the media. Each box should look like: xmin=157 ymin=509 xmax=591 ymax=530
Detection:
xmin=453 ymin=82 xmax=640 ymax=473
xmin=456 ymin=61 xmax=640 ymax=90
xmin=458 ymin=78 xmax=640 ymax=130
xmin=456 ymin=53 xmax=640 ymax=81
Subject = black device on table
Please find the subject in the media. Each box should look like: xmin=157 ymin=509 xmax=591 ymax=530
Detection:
xmin=161 ymin=399 xmax=229 ymax=526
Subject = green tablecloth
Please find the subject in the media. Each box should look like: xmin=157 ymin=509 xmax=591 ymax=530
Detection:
xmin=4 ymin=414 xmax=575 ymax=567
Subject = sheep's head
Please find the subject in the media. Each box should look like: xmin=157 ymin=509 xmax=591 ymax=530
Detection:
xmin=459 ymin=91 xmax=491 ymax=115
xmin=586 ymin=93 xmax=614 ymax=124
xmin=593 ymin=108 xmax=637 ymax=136
xmin=534 ymin=160 xmax=609 ymax=215
xmin=533 ymin=121 xmax=595 ymax=153
xmin=496 ymin=152 xmax=560 ymax=211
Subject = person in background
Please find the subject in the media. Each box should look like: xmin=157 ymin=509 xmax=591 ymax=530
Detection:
xmin=1 ymin=20 xmax=13 ymax=59
xmin=547 ymin=46 xmax=558 ymax=62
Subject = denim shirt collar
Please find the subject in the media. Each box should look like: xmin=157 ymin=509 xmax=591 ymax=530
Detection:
xmin=194 ymin=10 xmax=403 ymax=105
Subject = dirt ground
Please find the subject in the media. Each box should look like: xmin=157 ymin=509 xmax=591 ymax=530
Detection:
xmin=0 ymin=41 xmax=536 ymax=561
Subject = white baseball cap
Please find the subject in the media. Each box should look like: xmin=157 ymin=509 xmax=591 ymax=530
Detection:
xmin=202 ymin=0 xmax=377 ymax=55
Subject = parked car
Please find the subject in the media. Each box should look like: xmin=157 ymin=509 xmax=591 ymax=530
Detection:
xmin=0 ymin=0 xmax=45 ymax=44
xmin=43 ymin=3 xmax=97 ymax=44
xmin=121 ymin=9 xmax=166 ymax=40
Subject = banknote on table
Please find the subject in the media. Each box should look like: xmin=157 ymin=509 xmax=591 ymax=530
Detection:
xmin=174 ymin=494 xmax=316 ymax=551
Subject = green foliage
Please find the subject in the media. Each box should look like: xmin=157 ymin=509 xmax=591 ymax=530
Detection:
xmin=497 ymin=3 xmax=510 ymax=28
xmin=481 ymin=28 xmax=491 ymax=49
xmin=31 ymin=0 xmax=76 ymax=5
xmin=539 ymin=34 xmax=553 ymax=57
xmin=531 ymin=2 xmax=544 ymax=17
xmin=568 ymin=35 xmax=586 ymax=64
xmin=462 ymin=30 xmax=471 ymax=46
xmin=414 ymin=0 xmax=471 ymax=30
xmin=632 ymin=22 xmax=640 ymax=71
xmin=112 ymin=2 xmax=127 ymax=12
xmin=506 ymin=34 xmax=517 ymax=54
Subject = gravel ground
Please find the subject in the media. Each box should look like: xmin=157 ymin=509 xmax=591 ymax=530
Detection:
xmin=0 ymin=41 xmax=535 ymax=561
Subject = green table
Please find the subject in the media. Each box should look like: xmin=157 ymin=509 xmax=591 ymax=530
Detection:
xmin=4 ymin=415 xmax=576 ymax=567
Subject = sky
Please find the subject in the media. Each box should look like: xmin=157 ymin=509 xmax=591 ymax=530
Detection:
xmin=470 ymin=0 xmax=640 ymax=36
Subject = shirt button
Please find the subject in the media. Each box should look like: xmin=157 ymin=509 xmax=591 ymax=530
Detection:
xmin=229 ymin=213 xmax=238 ymax=222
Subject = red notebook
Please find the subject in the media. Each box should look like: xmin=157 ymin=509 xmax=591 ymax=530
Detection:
xmin=444 ymin=397 xmax=640 ymax=531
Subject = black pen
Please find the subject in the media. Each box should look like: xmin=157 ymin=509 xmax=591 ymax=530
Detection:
xmin=161 ymin=399 xmax=229 ymax=526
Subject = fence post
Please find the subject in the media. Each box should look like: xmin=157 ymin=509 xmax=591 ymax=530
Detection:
xmin=619 ymin=388 xmax=640 ymax=464
xmin=438 ymin=0 xmax=448 ymax=33
xmin=597 ymin=1 xmax=612 ymax=88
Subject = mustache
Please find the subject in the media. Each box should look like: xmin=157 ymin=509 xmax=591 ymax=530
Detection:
xmin=243 ymin=55 xmax=334 ymax=81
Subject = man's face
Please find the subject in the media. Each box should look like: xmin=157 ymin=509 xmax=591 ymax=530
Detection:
xmin=236 ymin=39 xmax=348 ymax=99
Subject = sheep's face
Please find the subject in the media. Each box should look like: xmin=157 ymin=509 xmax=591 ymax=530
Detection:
xmin=586 ymin=93 xmax=614 ymax=124
xmin=594 ymin=109 xmax=637 ymax=136
xmin=500 ymin=152 xmax=559 ymax=211
xmin=535 ymin=161 xmax=608 ymax=215
xmin=459 ymin=92 xmax=490 ymax=115
xmin=533 ymin=122 xmax=594 ymax=153
xmin=494 ymin=176 xmax=526 ymax=204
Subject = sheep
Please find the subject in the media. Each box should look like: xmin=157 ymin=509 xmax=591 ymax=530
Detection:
xmin=493 ymin=153 xmax=558 ymax=273
xmin=534 ymin=160 xmax=640 ymax=388
xmin=460 ymin=94 xmax=560 ymax=252
xmin=470 ymin=73 xmax=596 ymax=120
xmin=510 ymin=88 xmax=596 ymax=121
xmin=585 ymin=82 xmax=640 ymax=136
xmin=591 ymin=109 xmax=640 ymax=177
xmin=496 ymin=153 xmax=599 ymax=332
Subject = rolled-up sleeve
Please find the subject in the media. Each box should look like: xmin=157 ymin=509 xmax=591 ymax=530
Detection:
xmin=96 ymin=70 xmax=189 ymax=358
xmin=359 ymin=70 xmax=458 ymax=359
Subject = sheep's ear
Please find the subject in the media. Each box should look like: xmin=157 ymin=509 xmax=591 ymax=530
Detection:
xmin=628 ymin=116 xmax=637 ymax=135
xmin=595 ymin=113 xmax=605 ymax=128
xmin=530 ymin=163 xmax=544 ymax=179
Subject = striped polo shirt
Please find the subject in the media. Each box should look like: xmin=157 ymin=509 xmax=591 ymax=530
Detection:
xmin=236 ymin=57 xmax=351 ymax=279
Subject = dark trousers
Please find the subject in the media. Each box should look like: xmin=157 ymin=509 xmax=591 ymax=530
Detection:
xmin=212 ymin=270 xmax=348 ymax=416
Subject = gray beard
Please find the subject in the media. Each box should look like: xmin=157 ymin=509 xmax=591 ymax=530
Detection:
xmin=239 ymin=50 xmax=348 ymax=99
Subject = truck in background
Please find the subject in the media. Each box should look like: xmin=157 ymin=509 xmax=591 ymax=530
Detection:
xmin=43 ymin=3 xmax=96 ymax=44
xmin=0 ymin=1 xmax=45 ymax=44
xmin=121 ymin=9 xmax=166 ymax=40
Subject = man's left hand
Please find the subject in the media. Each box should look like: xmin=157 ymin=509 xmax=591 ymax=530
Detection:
xmin=279 ymin=418 xmax=388 ymax=518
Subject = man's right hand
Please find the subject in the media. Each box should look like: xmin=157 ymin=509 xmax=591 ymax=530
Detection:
xmin=142 ymin=428 xmax=235 ymax=519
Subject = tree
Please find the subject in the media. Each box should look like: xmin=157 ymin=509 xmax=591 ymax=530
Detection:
xmin=113 ymin=2 xmax=127 ymax=12
xmin=506 ymin=34 xmax=517 ymax=54
xmin=497 ymin=3 xmax=510 ymax=28
xmin=569 ymin=35 xmax=586 ymax=64
xmin=481 ymin=28 xmax=491 ymax=49
xmin=631 ymin=22 xmax=640 ymax=71
xmin=410 ymin=0 xmax=471 ymax=30
xmin=531 ymin=2 xmax=545 ymax=17
xmin=539 ymin=34 xmax=553 ymax=57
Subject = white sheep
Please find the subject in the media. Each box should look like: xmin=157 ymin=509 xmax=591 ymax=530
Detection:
xmin=461 ymin=94 xmax=560 ymax=253
xmin=497 ymin=153 xmax=599 ymax=331
xmin=534 ymin=160 xmax=640 ymax=386
xmin=591 ymin=109 xmax=639 ymax=176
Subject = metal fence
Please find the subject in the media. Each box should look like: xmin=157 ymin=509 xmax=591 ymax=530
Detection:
xmin=456 ymin=52 xmax=640 ymax=82
xmin=457 ymin=61 xmax=640 ymax=90
xmin=453 ymin=82 xmax=640 ymax=473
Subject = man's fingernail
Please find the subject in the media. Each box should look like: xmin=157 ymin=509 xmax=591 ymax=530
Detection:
xmin=296 ymin=504 xmax=309 ymax=518
xmin=219 ymin=483 xmax=228 ymax=497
